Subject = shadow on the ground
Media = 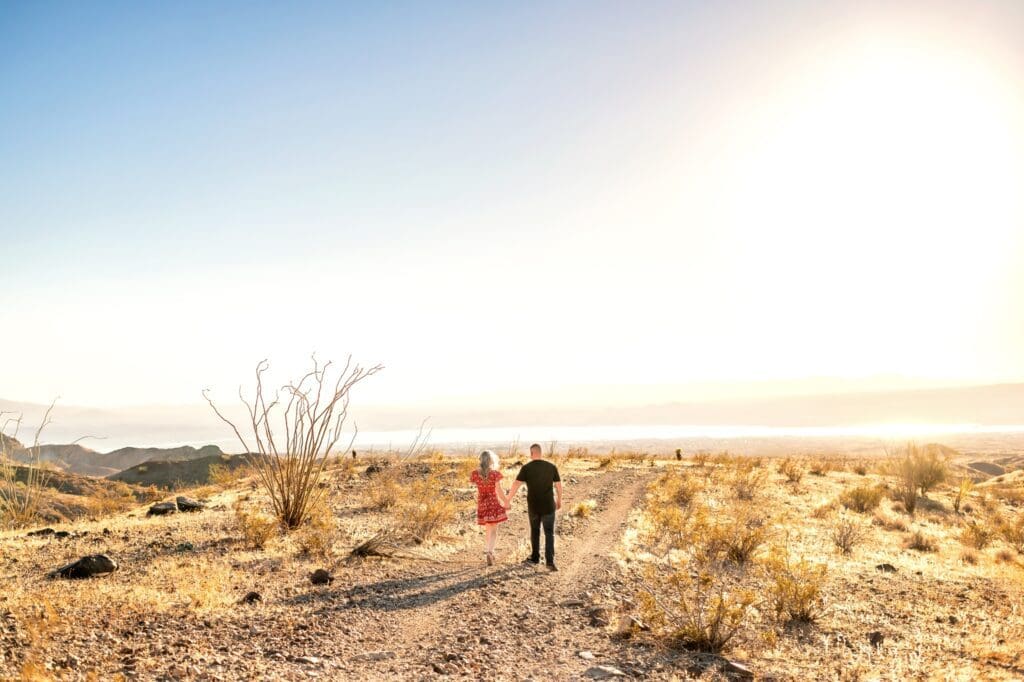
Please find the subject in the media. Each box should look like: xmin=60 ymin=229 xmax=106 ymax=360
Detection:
xmin=283 ymin=563 xmax=535 ymax=613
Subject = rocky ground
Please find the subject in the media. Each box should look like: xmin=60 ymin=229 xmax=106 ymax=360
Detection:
xmin=2 ymin=453 xmax=1023 ymax=681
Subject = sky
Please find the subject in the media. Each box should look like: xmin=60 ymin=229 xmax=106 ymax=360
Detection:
xmin=2 ymin=1 xmax=1024 ymax=421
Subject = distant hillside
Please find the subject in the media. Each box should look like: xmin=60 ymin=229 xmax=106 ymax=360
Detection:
xmin=2 ymin=462 xmax=157 ymax=523
xmin=109 ymin=453 xmax=253 ymax=489
xmin=9 ymin=443 xmax=224 ymax=477
xmin=0 ymin=433 xmax=23 ymax=453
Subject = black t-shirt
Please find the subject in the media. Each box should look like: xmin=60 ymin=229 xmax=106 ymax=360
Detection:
xmin=515 ymin=459 xmax=561 ymax=515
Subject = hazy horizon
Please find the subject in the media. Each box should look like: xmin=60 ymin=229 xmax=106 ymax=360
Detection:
xmin=4 ymin=1 xmax=1024 ymax=417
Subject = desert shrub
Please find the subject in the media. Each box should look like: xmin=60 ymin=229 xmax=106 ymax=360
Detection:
xmin=959 ymin=520 xmax=995 ymax=550
xmin=888 ymin=443 xmax=949 ymax=515
xmin=998 ymin=515 xmax=1024 ymax=553
xmin=692 ymin=451 xmax=710 ymax=467
xmin=597 ymin=456 xmax=615 ymax=469
xmin=652 ymin=469 xmax=700 ymax=508
xmin=763 ymin=547 xmax=828 ymax=623
xmin=639 ymin=566 xmax=756 ymax=652
xmin=645 ymin=503 xmax=696 ymax=552
xmin=830 ymin=516 xmax=871 ymax=554
xmin=778 ymin=458 xmax=805 ymax=484
xmin=903 ymin=530 xmax=938 ymax=552
xmin=688 ymin=505 xmax=770 ymax=565
xmin=808 ymin=458 xmax=835 ymax=476
xmin=571 ymin=499 xmax=597 ymax=518
xmin=852 ymin=461 xmax=868 ymax=476
xmin=811 ymin=499 xmax=839 ymax=519
xmin=234 ymin=504 xmax=279 ymax=549
xmin=365 ymin=469 xmax=402 ymax=510
xmin=995 ymin=548 xmax=1015 ymax=564
xmin=952 ymin=477 xmax=973 ymax=514
xmin=204 ymin=357 xmax=381 ymax=530
xmin=960 ymin=549 xmax=979 ymax=565
xmin=294 ymin=502 xmax=336 ymax=557
xmin=391 ymin=475 xmax=457 ymax=543
xmin=729 ymin=462 xmax=768 ymax=501
xmin=839 ymin=484 xmax=885 ymax=513
xmin=872 ymin=512 xmax=908 ymax=532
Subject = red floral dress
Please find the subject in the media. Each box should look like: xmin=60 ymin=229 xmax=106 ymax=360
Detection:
xmin=470 ymin=469 xmax=508 ymax=525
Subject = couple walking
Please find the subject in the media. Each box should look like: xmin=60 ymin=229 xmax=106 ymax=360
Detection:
xmin=469 ymin=443 xmax=562 ymax=570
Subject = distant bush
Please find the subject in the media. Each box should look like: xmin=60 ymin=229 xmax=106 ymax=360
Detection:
xmin=959 ymin=520 xmax=995 ymax=550
xmin=872 ymin=512 xmax=908 ymax=533
xmin=763 ymin=547 xmax=828 ymax=623
xmin=888 ymin=443 xmax=949 ymax=515
xmin=998 ymin=515 xmax=1024 ymax=553
xmin=778 ymin=458 xmax=805 ymax=483
xmin=903 ymin=530 xmax=938 ymax=553
xmin=652 ymin=469 xmax=699 ymax=508
xmin=839 ymin=484 xmax=884 ymax=513
xmin=830 ymin=516 xmax=871 ymax=554
xmin=729 ymin=462 xmax=768 ymax=501
xmin=960 ymin=549 xmax=979 ymax=565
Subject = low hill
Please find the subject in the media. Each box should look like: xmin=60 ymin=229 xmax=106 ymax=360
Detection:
xmin=9 ymin=443 xmax=225 ymax=477
xmin=108 ymin=453 xmax=253 ymax=489
xmin=1 ymin=463 xmax=158 ymax=523
xmin=0 ymin=433 xmax=23 ymax=452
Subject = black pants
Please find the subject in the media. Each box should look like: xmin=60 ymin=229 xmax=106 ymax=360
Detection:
xmin=528 ymin=511 xmax=556 ymax=565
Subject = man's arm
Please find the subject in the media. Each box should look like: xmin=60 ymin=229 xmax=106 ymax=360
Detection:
xmin=554 ymin=481 xmax=562 ymax=511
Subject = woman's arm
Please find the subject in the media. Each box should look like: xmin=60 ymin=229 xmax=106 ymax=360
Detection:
xmin=495 ymin=477 xmax=509 ymax=506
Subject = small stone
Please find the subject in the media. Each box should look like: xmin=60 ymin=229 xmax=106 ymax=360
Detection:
xmin=351 ymin=650 xmax=395 ymax=662
xmin=948 ymin=615 xmax=959 ymax=625
xmin=875 ymin=563 xmax=898 ymax=573
xmin=240 ymin=591 xmax=262 ymax=604
xmin=175 ymin=542 xmax=195 ymax=552
xmin=27 ymin=528 xmax=55 ymax=537
xmin=583 ymin=666 xmax=626 ymax=679
xmin=578 ymin=651 xmax=596 ymax=660
xmin=294 ymin=656 xmax=321 ymax=665
xmin=54 ymin=530 xmax=71 ymax=539
xmin=310 ymin=569 xmax=333 ymax=585
xmin=868 ymin=631 xmax=885 ymax=648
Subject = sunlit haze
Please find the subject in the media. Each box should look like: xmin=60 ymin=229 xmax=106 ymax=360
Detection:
xmin=3 ymin=2 xmax=1023 ymax=431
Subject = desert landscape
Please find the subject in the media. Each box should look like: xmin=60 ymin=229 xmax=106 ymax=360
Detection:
xmin=4 ymin=427 xmax=1024 ymax=680
xmin=5 ymin=1 xmax=1024 ymax=680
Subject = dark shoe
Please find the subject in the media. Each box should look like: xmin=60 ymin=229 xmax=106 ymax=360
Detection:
xmin=546 ymin=564 xmax=558 ymax=572
xmin=523 ymin=557 xmax=539 ymax=565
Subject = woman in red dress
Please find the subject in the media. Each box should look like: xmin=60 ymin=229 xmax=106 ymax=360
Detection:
xmin=470 ymin=450 xmax=509 ymax=565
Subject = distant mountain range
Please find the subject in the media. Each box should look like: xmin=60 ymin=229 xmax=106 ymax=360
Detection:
xmin=2 ymin=381 xmax=1023 ymax=454
xmin=7 ymin=443 xmax=224 ymax=477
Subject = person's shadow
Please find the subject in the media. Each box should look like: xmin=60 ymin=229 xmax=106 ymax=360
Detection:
xmin=283 ymin=563 xmax=533 ymax=614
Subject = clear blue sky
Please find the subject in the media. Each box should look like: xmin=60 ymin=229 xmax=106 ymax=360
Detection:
xmin=2 ymin=1 xmax=1023 ymax=411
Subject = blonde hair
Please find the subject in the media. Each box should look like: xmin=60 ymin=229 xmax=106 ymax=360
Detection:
xmin=479 ymin=450 xmax=498 ymax=478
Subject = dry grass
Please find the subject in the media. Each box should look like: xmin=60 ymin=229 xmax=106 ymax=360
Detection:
xmin=903 ymin=530 xmax=939 ymax=553
xmin=234 ymin=503 xmax=280 ymax=549
xmin=571 ymin=499 xmax=597 ymax=518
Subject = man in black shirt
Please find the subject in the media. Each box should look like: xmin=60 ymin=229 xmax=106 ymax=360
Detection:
xmin=506 ymin=443 xmax=562 ymax=570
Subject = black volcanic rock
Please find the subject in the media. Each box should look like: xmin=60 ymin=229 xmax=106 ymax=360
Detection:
xmin=49 ymin=554 xmax=118 ymax=579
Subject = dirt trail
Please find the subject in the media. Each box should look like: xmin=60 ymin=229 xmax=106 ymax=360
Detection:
xmin=336 ymin=466 xmax=654 ymax=680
